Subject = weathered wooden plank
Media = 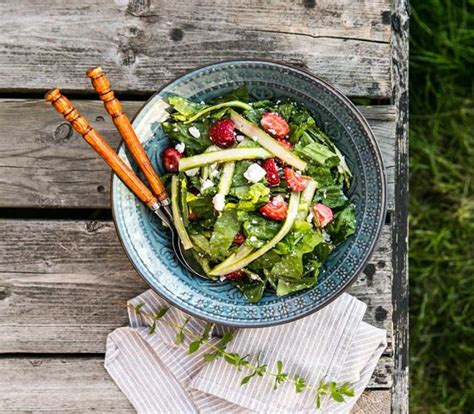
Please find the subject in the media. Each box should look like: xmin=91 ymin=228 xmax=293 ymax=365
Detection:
xmin=0 ymin=1 xmax=391 ymax=97
xmin=390 ymin=0 xmax=410 ymax=412
xmin=0 ymin=219 xmax=392 ymax=354
xmin=0 ymin=99 xmax=395 ymax=209
xmin=0 ymin=357 xmax=391 ymax=412
xmin=353 ymin=390 xmax=391 ymax=414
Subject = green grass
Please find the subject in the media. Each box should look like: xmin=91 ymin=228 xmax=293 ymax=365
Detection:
xmin=409 ymin=0 xmax=474 ymax=412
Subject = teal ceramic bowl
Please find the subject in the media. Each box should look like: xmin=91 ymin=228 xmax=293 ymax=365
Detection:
xmin=112 ymin=60 xmax=386 ymax=327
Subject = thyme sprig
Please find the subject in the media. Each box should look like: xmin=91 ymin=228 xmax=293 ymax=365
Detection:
xmin=130 ymin=303 xmax=355 ymax=410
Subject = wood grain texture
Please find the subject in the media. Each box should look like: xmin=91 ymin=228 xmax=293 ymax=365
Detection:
xmin=45 ymin=89 xmax=159 ymax=208
xmin=0 ymin=357 xmax=391 ymax=413
xmin=352 ymin=390 xmax=391 ymax=413
xmin=390 ymin=0 xmax=410 ymax=412
xmin=0 ymin=99 xmax=395 ymax=209
xmin=0 ymin=1 xmax=391 ymax=97
xmin=0 ymin=219 xmax=392 ymax=355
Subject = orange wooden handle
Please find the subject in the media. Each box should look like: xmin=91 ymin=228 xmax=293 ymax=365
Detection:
xmin=86 ymin=67 xmax=169 ymax=203
xmin=44 ymin=88 xmax=159 ymax=209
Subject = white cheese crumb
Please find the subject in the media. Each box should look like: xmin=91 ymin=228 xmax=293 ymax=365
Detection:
xmin=250 ymin=273 xmax=259 ymax=280
xmin=188 ymin=126 xmax=201 ymax=138
xmin=211 ymin=168 xmax=220 ymax=178
xmin=322 ymin=230 xmax=331 ymax=242
xmin=249 ymin=236 xmax=257 ymax=242
xmin=243 ymin=163 xmax=266 ymax=183
xmin=173 ymin=127 xmax=178 ymax=132
xmin=236 ymin=134 xmax=245 ymax=142
xmin=175 ymin=143 xmax=185 ymax=153
xmin=212 ymin=193 xmax=226 ymax=211
xmin=219 ymin=276 xmax=227 ymax=282
xmin=200 ymin=179 xmax=214 ymax=192
xmin=306 ymin=212 xmax=314 ymax=223
xmin=184 ymin=167 xmax=200 ymax=177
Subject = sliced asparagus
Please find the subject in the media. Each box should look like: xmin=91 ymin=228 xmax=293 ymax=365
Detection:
xmin=171 ymin=175 xmax=193 ymax=250
xmin=229 ymin=110 xmax=307 ymax=171
xmin=179 ymin=147 xmax=271 ymax=171
xmin=208 ymin=192 xmax=301 ymax=276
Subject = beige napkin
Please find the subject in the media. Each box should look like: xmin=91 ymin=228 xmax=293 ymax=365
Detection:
xmin=105 ymin=289 xmax=386 ymax=413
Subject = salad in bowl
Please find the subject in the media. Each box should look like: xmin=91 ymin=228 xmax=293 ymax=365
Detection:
xmin=160 ymin=86 xmax=356 ymax=303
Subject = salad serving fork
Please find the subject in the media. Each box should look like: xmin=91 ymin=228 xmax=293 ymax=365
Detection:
xmin=45 ymin=82 xmax=206 ymax=279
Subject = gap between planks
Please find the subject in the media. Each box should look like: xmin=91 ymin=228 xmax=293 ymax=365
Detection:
xmin=0 ymin=0 xmax=391 ymax=98
xmin=0 ymin=357 xmax=391 ymax=412
xmin=0 ymin=99 xmax=396 ymax=210
xmin=0 ymin=219 xmax=393 ymax=355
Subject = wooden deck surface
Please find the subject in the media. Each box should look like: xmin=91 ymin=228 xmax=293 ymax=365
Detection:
xmin=0 ymin=0 xmax=408 ymax=412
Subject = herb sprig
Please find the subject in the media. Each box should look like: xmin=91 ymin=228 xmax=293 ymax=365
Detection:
xmin=131 ymin=303 xmax=355 ymax=410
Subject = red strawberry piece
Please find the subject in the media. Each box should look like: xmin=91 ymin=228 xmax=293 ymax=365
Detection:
xmin=233 ymin=232 xmax=246 ymax=245
xmin=188 ymin=211 xmax=198 ymax=222
xmin=259 ymin=195 xmax=288 ymax=221
xmin=276 ymin=137 xmax=293 ymax=150
xmin=284 ymin=168 xmax=309 ymax=192
xmin=261 ymin=158 xmax=281 ymax=187
xmin=189 ymin=186 xmax=200 ymax=196
xmin=162 ymin=147 xmax=182 ymax=172
xmin=312 ymin=203 xmax=334 ymax=228
xmin=224 ymin=270 xmax=245 ymax=280
xmin=260 ymin=112 xmax=290 ymax=140
xmin=208 ymin=119 xmax=236 ymax=148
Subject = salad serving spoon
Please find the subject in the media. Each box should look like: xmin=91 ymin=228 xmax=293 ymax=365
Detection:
xmin=44 ymin=88 xmax=206 ymax=279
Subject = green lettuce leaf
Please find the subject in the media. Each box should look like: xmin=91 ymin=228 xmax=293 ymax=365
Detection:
xmin=294 ymin=141 xmax=339 ymax=167
xmin=270 ymin=221 xmax=323 ymax=279
xmin=276 ymin=270 xmax=318 ymax=296
xmin=162 ymin=121 xmax=212 ymax=155
xmin=210 ymin=85 xmax=249 ymax=104
xmin=326 ymin=204 xmax=356 ymax=244
xmin=239 ymin=212 xmax=281 ymax=248
xmin=314 ymin=185 xmax=348 ymax=208
xmin=231 ymin=161 xmax=253 ymax=186
xmin=232 ymin=271 xmax=266 ymax=303
xmin=230 ymin=183 xmax=270 ymax=211
xmin=209 ymin=209 xmax=241 ymax=257
xmin=168 ymin=95 xmax=208 ymax=118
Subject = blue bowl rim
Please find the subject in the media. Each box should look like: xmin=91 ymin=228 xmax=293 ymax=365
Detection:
xmin=111 ymin=58 xmax=387 ymax=327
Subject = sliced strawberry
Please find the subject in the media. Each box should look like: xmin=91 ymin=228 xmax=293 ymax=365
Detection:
xmin=259 ymin=195 xmax=288 ymax=221
xmin=284 ymin=168 xmax=309 ymax=192
xmin=233 ymin=232 xmax=246 ymax=245
xmin=312 ymin=203 xmax=334 ymax=228
xmin=208 ymin=119 xmax=236 ymax=148
xmin=224 ymin=270 xmax=245 ymax=280
xmin=162 ymin=147 xmax=182 ymax=172
xmin=276 ymin=137 xmax=293 ymax=150
xmin=260 ymin=112 xmax=290 ymax=140
xmin=261 ymin=158 xmax=281 ymax=187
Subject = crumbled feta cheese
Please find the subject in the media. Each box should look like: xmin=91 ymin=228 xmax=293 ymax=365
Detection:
xmin=188 ymin=126 xmax=201 ymax=138
xmin=200 ymin=179 xmax=214 ymax=192
xmin=306 ymin=212 xmax=314 ymax=223
xmin=249 ymin=236 xmax=257 ymax=242
xmin=322 ymin=230 xmax=331 ymax=242
xmin=173 ymin=127 xmax=178 ymax=132
xmin=219 ymin=276 xmax=227 ymax=282
xmin=211 ymin=168 xmax=220 ymax=178
xmin=243 ymin=163 xmax=266 ymax=183
xmin=250 ymin=273 xmax=259 ymax=280
xmin=184 ymin=167 xmax=200 ymax=177
xmin=175 ymin=143 xmax=185 ymax=153
xmin=212 ymin=193 xmax=225 ymax=211
xmin=236 ymin=134 xmax=245 ymax=142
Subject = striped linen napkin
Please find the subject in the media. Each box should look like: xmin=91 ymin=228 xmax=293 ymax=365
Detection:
xmin=105 ymin=290 xmax=386 ymax=413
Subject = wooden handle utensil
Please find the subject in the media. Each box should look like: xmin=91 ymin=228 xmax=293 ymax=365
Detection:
xmin=86 ymin=67 xmax=169 ymax=204
xmin=44 ymin=88 xmax=159 ymax=209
